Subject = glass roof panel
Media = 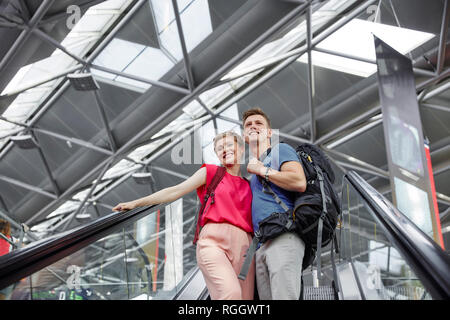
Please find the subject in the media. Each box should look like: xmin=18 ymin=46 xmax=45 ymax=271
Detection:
xmin=91 ymin=38 xmax=146 ymax=80
xmin=115 ymin=46 xmax=175 ymax=88
xmin=0 ymin=0 xmax=134 ymax=150
xmin=155 ymin=0 xmax=213 ymax=61
xmin=150 ymin=0 xmax=192 ymax=32
xmin=311 ymin=18 xmax=435 ymax=77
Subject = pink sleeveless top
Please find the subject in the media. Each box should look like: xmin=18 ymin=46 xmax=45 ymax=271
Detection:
xmin=196 ymin=164 xmax=253 ymax=233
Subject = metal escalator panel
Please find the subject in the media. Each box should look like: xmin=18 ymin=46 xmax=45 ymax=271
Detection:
xmin=334 ymin=171 xmax=450 ymax=300
xmin=0 ymin=198 xmax=203 ymax=300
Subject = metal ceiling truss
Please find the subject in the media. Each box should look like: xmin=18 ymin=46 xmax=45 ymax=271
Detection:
xmin=171 ymin=0 xmax=195 ymax=92
xmin=0 ymin=0 xmax=55 ymax=75
xmin=436 ymin=0 xmax=449 ymax=75
xmin=0 ymin=0 xmax=448 ymax=237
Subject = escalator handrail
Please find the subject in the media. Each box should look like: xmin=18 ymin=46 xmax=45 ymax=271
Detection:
xmin=345 ymin=170 xmax=450 ymax=299
xmin=0 ymin=203 xmax=162 ymax=290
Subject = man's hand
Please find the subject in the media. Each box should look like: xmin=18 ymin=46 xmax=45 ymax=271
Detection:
xmin=247 ymin=157 xmax=266 ymax=176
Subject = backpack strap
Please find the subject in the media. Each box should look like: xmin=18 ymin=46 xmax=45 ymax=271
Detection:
xmin=239 ymin=178 xmax=293 ymax=281
xmin=260 ymin=177 xmax=291 ymax=214
xmin=238 ymin=230 xmax=261 ymax=280
xmin=315 ymin=166 xmax=327 ymax=282
xmin=193 ymin=166 xmax=226 ymax=244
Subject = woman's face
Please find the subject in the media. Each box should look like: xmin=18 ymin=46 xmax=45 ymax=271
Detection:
xmin=215 ymin=135 xmax=243 ymax=167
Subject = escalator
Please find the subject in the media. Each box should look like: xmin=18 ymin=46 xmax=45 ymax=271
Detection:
xmin=302 ymin=171 xmax=450 ymax=300
xmin=0 ymin=171 xmax=449 ymax=300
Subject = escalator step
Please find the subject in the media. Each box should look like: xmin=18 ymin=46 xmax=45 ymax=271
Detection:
xmin=303 ymin=286 xmax=336 ymax=300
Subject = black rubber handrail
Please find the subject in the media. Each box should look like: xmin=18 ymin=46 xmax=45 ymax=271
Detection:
xmin=345 ymin=170 xmax=450 ymax=300
xmin=0 ymin=204 xmax=161 ymax=290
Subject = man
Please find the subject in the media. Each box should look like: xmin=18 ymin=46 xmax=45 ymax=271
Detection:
xmin=242 ymin=107 xmax=307 ymax=300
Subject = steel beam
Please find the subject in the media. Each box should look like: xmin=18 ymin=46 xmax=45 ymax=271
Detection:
xmin=37 ymin=0 xmax=107 ymax=26
xmin=195 ymin=98 xmax=215 ymax=118
xmin=335 ymin=160 xmax=389 ymax=179
xmin=86 ymin=0 xmax=146 ymax=65
xmin=32 ymin=127 xmax=113 ymax=155
xmin=171 ymin=0 xmax=195 ymax=92
xmin=3 ymin=114 xmax=28 ymax=130
xmin=325 ymin=117 xmax=383 ymax=149
xmin=0 ymin=209 xmax=39 ymax=242
xmin=317 ymin=68 xmax=450 ymax=146
xmin=93 ymin=90 xmax=117 ymax=152
xmin=421 ymin=103 xmax=450 ymax=113
xmin=0 ymin=127 xmax=24 ymax=140
xmin=1 ymin=64 xmax=83 ymax=97
xmin=151 ymin=166 xmax=189 ymax=180
xmin=31 ymin=131 xmax=61 ymax=196
xmin=306 ymin=3 xmax=315 ymax=142
xmin=59 ymin=158 xmax=114 ymax=231
xmin=436 ymin=0 xmax=450 ymax=74
xmin=323 ymin=147 xmax=390 ymax=179
xmin=16 ymin=0 xmax=145 ymax=132
xmin=0 ymin=0 xmax=55 ymax=75
xmin=31 ymin=27 xmax=88 ymax=65
xmin=313 ymin=47 xmax=435 ymax=78
xmin=89 ymin=64 xmax=190 ymax=95
xmin=416 ymin=68 xmax=450 ymax=92
xmin=18 ymin=0 xmax=31 ymax=23
xmin=0 ymin=174 xmax=57 ymax=199
xmin=422 ymin=81 xmax=450 ymax=101
xmin=31 ymin=25 xmax=191 ymax=95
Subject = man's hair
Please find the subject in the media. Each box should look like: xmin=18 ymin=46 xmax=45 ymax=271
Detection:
xmin=213 ymin=130 xmax=244 ymax=151
xmin=242 ymin=107 xmax=271 ymax=128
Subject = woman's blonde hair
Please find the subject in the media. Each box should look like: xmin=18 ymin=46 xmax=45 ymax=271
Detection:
xmin=213 ymin=130 xmax=244 ymax=151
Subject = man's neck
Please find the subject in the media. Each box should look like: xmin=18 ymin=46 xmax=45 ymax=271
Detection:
xmin=250 ymin=140 xmax=271 ymax=159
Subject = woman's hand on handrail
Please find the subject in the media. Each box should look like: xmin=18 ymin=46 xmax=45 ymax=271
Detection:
xmin=112 ymin=200 xmax=140 ymax=212
xmin=112 ymin=167 xmax=206 ymax=213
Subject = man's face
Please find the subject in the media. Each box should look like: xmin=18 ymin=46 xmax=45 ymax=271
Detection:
xmin=243 ymin=114 xmax=272 ymax=145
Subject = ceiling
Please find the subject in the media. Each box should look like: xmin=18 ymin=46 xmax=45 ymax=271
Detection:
xmin=0 ymin=0 xmax=448 ymax=252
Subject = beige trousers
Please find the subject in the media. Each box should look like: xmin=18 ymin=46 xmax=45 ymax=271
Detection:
xmin=196 ymin=222 xmax=255 ymax=300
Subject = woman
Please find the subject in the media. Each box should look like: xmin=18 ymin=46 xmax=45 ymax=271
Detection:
xmin=113 ymin=131 xmax=255 ymax=300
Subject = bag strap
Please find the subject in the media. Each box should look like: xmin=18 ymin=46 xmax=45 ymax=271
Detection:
xmin=238 ymin=231 xmax=261 ymax=280
xmin=330 ymin=231 xmax=340 ymax=299
xmin=315 ymin=165 xmax=327 ymax=282
xmin=193 ymin=166 xmax=226 ymax=244
xmin=259 ymin=177 xmax=291 ymax=213
xmin=257 ymin=146 xmax=291 ymax=213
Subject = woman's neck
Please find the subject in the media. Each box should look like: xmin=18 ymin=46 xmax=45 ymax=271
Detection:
xmin=225 ymin=163 xmax=241 ymax=177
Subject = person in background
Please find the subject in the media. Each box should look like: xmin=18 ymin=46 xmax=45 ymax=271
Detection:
xmin=0 ymin=219 xmax=13 ymax=300
xmin=0 ymin=219 xmax=11 ymax=257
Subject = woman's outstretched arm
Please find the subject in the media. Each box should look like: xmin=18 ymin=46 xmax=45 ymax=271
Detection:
xmin=112 ymin=166 xmax=206 ymax=212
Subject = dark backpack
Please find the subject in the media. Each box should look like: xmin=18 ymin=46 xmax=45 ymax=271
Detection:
xmin=239 ymin=143 xmax=341 ymax=280
xmin=293 ymin=143 xmax=341 ymax=272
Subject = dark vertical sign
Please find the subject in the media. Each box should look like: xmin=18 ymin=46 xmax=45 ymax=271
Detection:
xmin=374 ymin=36 xmax=444 ymax=247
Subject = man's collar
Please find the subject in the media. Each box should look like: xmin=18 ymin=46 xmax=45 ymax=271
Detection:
xmin=259 ymin=147 xmax=271 ymax=162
